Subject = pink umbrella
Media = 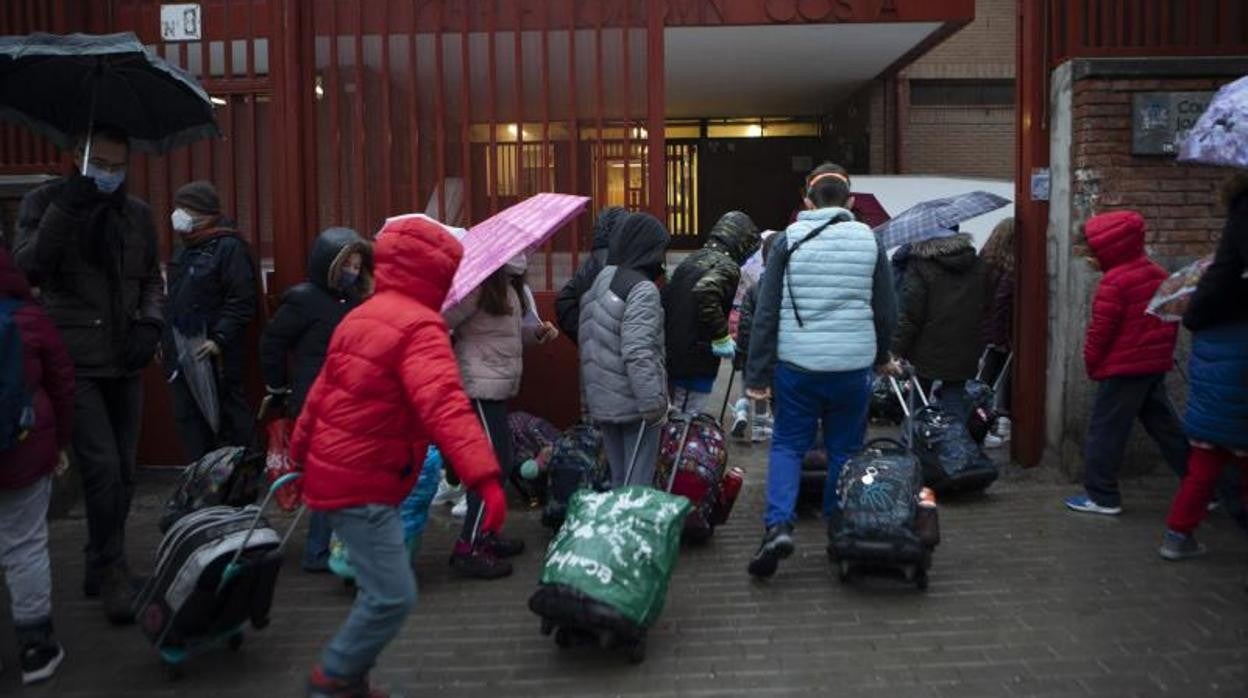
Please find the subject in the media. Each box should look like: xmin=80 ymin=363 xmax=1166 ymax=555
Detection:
xmin=435 ymin=193 xmax=590 ymax=310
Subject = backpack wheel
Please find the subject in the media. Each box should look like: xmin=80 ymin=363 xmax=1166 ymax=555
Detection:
xmin=554 ymin=627 xmax=573 ymax=648
xmin=540 ymin=618 xmax=554 ymax=636
xmin=227 ymin=632 xmax=244 ymax=651
xmin=627 ymin=638 xmax=647 ymax=664
xmin=915 ymin=569 xmax=929 ymax=591
xmin=837 ymin=560 xmax=853 ymax=582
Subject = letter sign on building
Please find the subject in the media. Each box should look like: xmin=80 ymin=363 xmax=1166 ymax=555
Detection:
xmin=160 ymin=3 xmax=202 ymax=42
xmin=1131 ymin=91 xmax=1213 ymax=156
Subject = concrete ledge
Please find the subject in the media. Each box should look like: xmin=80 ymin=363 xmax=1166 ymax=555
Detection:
xmin=1069 ymin=56 xmax=1248 ymax=81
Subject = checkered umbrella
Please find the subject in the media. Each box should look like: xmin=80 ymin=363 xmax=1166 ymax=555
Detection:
xmin=873 ymin=191 xmax=1012 ymax=249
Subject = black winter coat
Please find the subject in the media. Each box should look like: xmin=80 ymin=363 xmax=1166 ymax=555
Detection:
xmin=555 ymin=207 xmax=627 ymax=343
xmin=163 ymin=226 xmax=258 ymax=384
xmin=14 ymin=177 xmax=165 ymax=378
xmin=663 ymin=211 xmax=760 ymax=380
xmin=260 ymin=227 xmax=372 ymax=415
xmin=892 ymin=233 xmax=988 ymax=382
xmin=1184 ymin=189 xmax=1248 ymax=331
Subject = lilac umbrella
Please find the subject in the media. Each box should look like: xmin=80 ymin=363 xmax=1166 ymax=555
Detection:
xmin=436 ymin=193 xmax=590 ymax=311
xmin=1178 ymin=74 xmax=1248 ymax=169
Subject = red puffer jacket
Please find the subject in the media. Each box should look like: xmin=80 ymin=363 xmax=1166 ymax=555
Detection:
xmin=1083 ymin=211 xmax=1178 ymax=381
xmin=0 ymin=249 xmax=74 ymax=491
xmin=289 ymin=217 xmax=501 ymax=510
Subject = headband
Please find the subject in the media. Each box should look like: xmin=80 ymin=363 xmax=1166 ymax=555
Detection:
xmin=807 ymin=172 xmax=850 ymax=190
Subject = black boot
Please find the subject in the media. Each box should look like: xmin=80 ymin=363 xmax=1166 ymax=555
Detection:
xmin=100 ymin=562 xmax=137 ymax=625
xmin=17 ymin=620 xmax=65 ymax=685
xmin=479 ymin=532 xmax=525 ymax=559
xmin=747 ymin=524 xmax=795 ymax=579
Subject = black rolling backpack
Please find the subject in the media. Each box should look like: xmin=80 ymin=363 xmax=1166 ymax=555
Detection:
xmin=891 ymin=375 xmax=998 ymax=495
xmin=827 ymin=438 xmax=939 ymax=589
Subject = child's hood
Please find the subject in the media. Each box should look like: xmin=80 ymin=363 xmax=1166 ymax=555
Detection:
xmin=372 ymin=216 xmax=463 ymax=310
xmin=1085 ymin=210 xmax=1147 ymax=271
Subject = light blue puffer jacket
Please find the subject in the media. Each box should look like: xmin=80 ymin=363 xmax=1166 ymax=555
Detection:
xmin=777 ymin=208 xmax=881 ymax=372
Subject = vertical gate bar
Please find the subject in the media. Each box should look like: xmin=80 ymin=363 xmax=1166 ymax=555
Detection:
xmin=1159 ymin=0 xmax=1169 ymax=46
xmin=245 ymin=0 xmax=256 ymax=79
xmin=487 ymin=0 xmax=499 ymax=215
xmin=351 ymin=0 xmax=367 ymax=234
xmin=566 ymin=0 xmax=580 ymax=270
xmin=541 ymin=0 xmax=553 ymax=291
xmin=434 ymin=0 xmax=447 ymax=221
xmin=248 ymin=95 xmax=261 ymax=248
xmin=327 ymin=0 xmax=343 ymax=223
xmin=594 ymin=6 xmax=605 ymax=209
xmin=220 ymin=0 xmax=237 ymax=217
xmin=1068 ymin=0 xmax=1083 ymax=54
xmin=224 ymin=0 xmax=235 ymax=78
xmin=459 ymin=0 xmax=473 ymax=225
xmin=621 ymin=1 xmax=632 ymax=209
xmin=646 ymin=0 xmax=664 ymax=223
xmin=380 ymin=0 xmax=394 ymax=219
xmin=513 ymin=0 xmax=525 ymax=201
xmin=1187 ymin=0 xmax=1200 ymax=47
xmin=1219 ymin=0 xmax=1233 ymax=45
xmin=409 ymin=1 xmax=421 ymax=210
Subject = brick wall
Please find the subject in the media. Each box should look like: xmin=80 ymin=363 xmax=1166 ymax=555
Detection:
xmin=1070 ymin=77 xmax=1232 ymax=265
xmin=908 ymin=0 xmax=1016 ymax=79
xmin=899 ymin=0 xmax=1017 ymax=178
xmin=905 ymin=106 xmax=1015 ymax=178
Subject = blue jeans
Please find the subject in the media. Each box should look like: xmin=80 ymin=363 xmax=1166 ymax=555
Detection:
xmin=765 ymin=363 xmax=871 ymax=527
xmin=321 ymin=505 xmax=417 ymax=679
xmin=303 ymin=511 xmax=332 ymax=570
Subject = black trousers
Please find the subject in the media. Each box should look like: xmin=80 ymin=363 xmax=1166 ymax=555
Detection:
xmin=1083 ymin=374 xmax=1188 ymax=508
xmin=72 ymin=376 xmax=142 ymax=571
xmin=171 ymin=371 xmax=254 ymax=462
xmin=459 ymin=399 xmax=512 ymax=544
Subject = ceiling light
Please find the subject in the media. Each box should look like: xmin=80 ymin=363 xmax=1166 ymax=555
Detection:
xmin=209 ymin=96 xmax=227 ymax=106
xmin=746 ymin=124 xmax=763 ymax=138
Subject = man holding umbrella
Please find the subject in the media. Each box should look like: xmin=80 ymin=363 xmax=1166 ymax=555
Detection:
xmin=14 ymin=124 xmax=165 ymax=625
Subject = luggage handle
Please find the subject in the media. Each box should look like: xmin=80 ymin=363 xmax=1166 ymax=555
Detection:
xmin=219 ymin=473 xmax=306 ymax=594
xmin=622 ymin=420 xmax=653 ymax=487
xmin=974 ymin=348 xmax=1014 ymax=393
xmin=664 ymin=414 xmax=695 ymax=493
xmin=864 ymin=437 xmax=908 ymax=452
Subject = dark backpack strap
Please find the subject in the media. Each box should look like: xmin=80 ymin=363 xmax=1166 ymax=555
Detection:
xmin=609 ymin=267 xmax=649 ymax=301
xmin=782 ymin=213 xmax=853 ymax=328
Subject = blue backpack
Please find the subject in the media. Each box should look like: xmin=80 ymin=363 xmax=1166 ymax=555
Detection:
xmin=0 ymin=299 xmax=35 ymax=451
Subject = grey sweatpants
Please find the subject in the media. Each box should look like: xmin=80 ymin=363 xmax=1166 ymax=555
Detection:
xmin=601 ymin=421 xmax=662 ymax=488
xmin=0 ymin=477 xmax=53 ymax=625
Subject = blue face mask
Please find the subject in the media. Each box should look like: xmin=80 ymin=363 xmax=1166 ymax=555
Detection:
xmin=84 ymin=164 xmax=125 ymax=194
xmin=338 ymin=270 xmax=359 ymax=289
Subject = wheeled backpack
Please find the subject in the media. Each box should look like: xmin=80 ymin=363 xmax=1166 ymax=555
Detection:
xmin=892 ymin=376 xmax=998 ymax=495
xmin=654 ymin=412 xmax=739 ymax=541
xmin=135 ymin=474 xmax=303 ymax=676
xmin=827 ymin=438 xmax=937 ymax=589
xmin=541 ymin=423 xmax=611 ymax=530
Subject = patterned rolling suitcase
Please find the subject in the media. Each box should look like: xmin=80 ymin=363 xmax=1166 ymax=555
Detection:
xmin=655 ymin=412 xmax=737 ymax=541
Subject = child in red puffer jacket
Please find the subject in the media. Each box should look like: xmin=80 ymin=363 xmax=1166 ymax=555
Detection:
xmin=291 ymin=216 xmax=506 ymax=698
xmin=1064 ymin=210 xmax=1188 ymax=516
xmin=0 ymin=248 xmax=74 ymax=685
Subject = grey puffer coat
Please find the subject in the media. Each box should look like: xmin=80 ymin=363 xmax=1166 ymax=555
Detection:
xmin=578 ymin=213 xmax=670 ymax=423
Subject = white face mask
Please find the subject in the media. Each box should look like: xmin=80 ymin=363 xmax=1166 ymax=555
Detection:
xmin=503 ymin=253 xmax=528 ymax=275
xmin=171 ymin=208 xmax=195 ymax=233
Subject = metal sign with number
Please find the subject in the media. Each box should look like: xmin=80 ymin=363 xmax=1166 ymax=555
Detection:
xmin=1131 ymin=91 xmax=1214 ymax=156
xmin=160 ymin=3 xmax=202 ymax=42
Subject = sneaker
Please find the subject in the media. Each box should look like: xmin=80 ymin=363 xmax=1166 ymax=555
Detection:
xmin=751 ymin=425 xmax=772 ymax=443
xmin=20 ymin=642 xmax=64 ymax=685
xmin=731 ymin=414 xmax=749 ymax=439
xmin=449 ymin=540 xmax=513 ymax=580
xmin=1158 ymin=530 xmax=1207 ymax=561
xmin=996 ymin=417 xmax=1012 ymax=441
xmin=1064 ymin=494 xmax=1121 ymax=516
xmin=432 ymin=478 xmax=463 ymax=507
xmin=747 ymin=524 xmax=795 ymax=579
xmin=450 ymin=497 xmax=467 ymax=519
xmin=479 ymin=532 xmax=525 ymax=559
xmin=306 ymin=666 xmax=387 ymax=698
xmin=983 ymin=433 xmax=1005 ymax=449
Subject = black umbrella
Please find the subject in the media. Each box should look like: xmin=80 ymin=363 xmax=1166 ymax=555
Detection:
xmin=0 ymin=32 xmax=219 ymax=162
